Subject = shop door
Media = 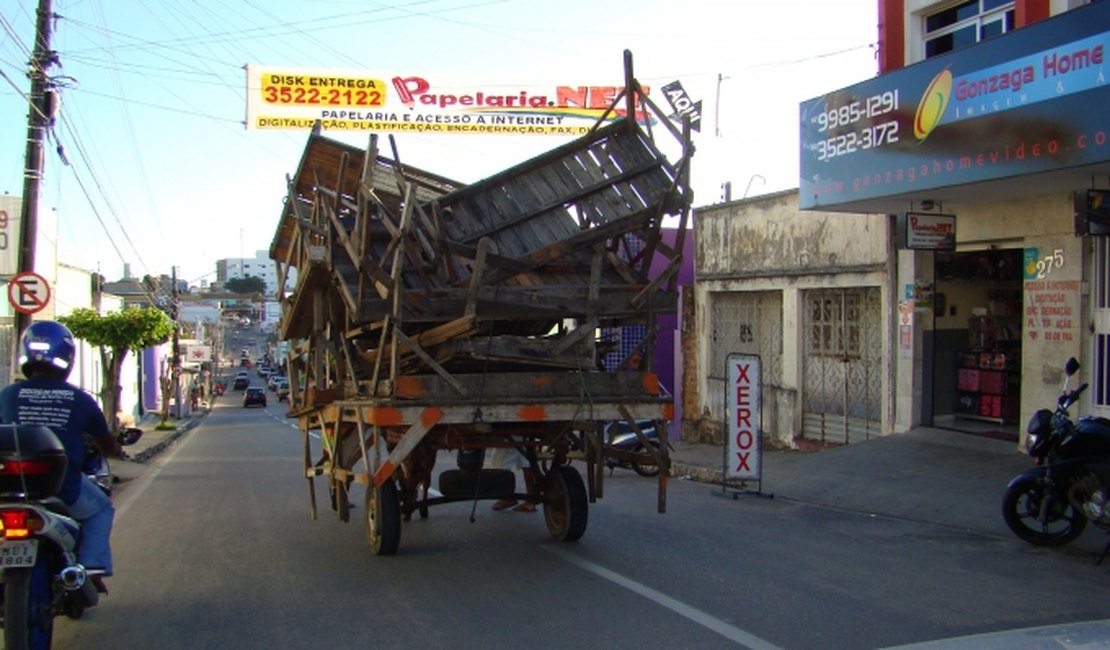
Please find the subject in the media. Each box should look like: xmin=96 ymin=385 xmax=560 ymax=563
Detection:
xmin=708 ymin=291 xmax=783 ymax=430
xmin=802 ymin=288 xmax=883 ymax=443
xmin=1092 ymin=239 xmax=1110 ymax=417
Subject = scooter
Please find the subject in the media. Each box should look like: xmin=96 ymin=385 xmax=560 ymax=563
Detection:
xmin=603 ymin=419 xmax=671 ymax=477
xmin=1001 ymin=357 xmax=1110 ymax=561
xmin=0 ymin=425 xmax=141 ymax=648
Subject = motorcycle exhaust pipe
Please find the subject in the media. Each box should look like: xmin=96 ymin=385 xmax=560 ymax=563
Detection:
xmin=59 ymin=565 xmax=87 ymax=591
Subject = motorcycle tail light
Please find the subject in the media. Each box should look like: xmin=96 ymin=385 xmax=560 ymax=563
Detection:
xmin=0 ymin=509 xmax=43 ymax=540
xmin=0 ymin=460 xmax=54 ymax=476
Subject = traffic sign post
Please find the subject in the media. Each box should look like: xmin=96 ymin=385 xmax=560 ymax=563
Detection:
xmin=7 ymin=271 xmax=51 ymax=315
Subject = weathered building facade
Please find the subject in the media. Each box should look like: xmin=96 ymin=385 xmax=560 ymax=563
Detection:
xmin=691 ymin=191 xmax=894 ymax=448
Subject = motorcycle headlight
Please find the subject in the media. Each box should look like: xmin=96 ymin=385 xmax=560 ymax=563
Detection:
xmin=1026 ymin=409 xmax=1052 ymax=437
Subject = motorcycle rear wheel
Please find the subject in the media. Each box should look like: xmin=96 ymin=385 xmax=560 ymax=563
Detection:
xmin=1002 ymin=475 xmax=1087 ymax=547
xmin=3 ymin=557 xmax=55 ymax=650
xmin=630 ymin=443 xmax=662 ymax=477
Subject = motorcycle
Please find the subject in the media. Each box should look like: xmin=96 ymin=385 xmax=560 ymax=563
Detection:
xmin=1001 ymin=357 xmax=1110 ymax=560
xmin=0 ymin=424 xmax=141 ymax=649
xmin=602 ymin=419 xmax=671 ymax=477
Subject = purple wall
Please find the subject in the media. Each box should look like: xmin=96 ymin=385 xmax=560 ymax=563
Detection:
xmin=651 ymin=226 xmax=695 ymax=437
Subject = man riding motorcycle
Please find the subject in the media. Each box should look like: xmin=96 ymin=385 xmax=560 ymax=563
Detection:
xmin=0 ymin=320 xmax=126 ymax=593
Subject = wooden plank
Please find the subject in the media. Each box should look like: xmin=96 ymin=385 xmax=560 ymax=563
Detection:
xmin=371 ymin=406 xmax=444 ymax=486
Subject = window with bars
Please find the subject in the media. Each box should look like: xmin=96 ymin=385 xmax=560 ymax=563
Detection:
xmin=924 ymin=0 xmax=1015 ymax=59
xmin=808 ymin=292 xmax=863 ymax=359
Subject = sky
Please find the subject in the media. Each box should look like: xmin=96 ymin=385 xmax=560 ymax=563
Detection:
xmin=0 ymin=0 xmax=879 ymax=286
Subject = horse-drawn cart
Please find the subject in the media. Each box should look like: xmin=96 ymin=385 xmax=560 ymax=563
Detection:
xmin=269 ymin=52 xmax=692 ymax=554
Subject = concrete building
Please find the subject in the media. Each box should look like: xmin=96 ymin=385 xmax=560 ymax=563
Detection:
xmin=690 ymin=0 xmax=1109 ymax=449
xmin=807 ymin=0 xmax=1106 ymax=443
xmin=217 ymin=251 xmax=297 ymax=297
xmin=691 ymin=192 xmax=893 ymax=448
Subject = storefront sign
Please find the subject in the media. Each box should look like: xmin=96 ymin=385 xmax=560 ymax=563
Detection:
xmin=1023 ymin=277 xmax=1079 ymax=343
xmin=901 ymin=212 xmax=956 ymax=250
xmin=800 ymin=2 xmax=1110 ymax=209
xmin=726 ymin=353 xmax=761 ymax=481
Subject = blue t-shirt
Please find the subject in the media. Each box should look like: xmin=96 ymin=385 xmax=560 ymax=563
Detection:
xmin=0 ymin=376 xmax=111 ymax=504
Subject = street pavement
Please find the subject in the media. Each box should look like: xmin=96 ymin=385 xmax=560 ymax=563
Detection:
xmin=115 ymin=406 xmax=1110 ymax=561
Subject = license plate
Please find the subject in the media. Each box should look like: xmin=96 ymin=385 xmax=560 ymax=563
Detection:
xmin=0 ymin=540 xmax=38 ymax=568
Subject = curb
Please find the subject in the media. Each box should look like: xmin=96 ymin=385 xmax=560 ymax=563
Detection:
xmin=132 ymin=416 xmax=201 ymax=464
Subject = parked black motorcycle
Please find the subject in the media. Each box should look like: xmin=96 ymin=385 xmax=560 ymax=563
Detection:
xmin=1001 ymin=358 xmax=1110 ymax=558
xmin=603 ymin=419 xmax=670 ymax=477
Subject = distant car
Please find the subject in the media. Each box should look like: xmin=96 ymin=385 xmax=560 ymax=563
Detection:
xmin=243 ymin=386 xmax=267 ymax=408
xmin=258 ymin=365 xmax=271 ymax=378
xmin=267 ymin=374 xmax=286 ymax=391
xmin=275 ymin=379 xmax=290 ymax=402
xmin=232 ymin=373 xmax=249 ymax=390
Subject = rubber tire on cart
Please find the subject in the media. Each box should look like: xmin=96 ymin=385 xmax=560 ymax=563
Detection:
xmin=543 ymin=465 xmax=588 ymax=542
xmin=437 ymin=469 xmax=515 ymax=500
xmin=4 ymin=555 xmax=55 ymax=650
xmin=365 ymin=479 xmax=401 ymax=556
xmin=1001 ymin=474 xmax=1087 ymax=547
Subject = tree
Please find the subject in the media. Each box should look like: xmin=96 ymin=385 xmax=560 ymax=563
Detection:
xmin=59 ymin=306 xmax=174 ymax=434
xmin=226 ymin=275 xmax=265 ymax=295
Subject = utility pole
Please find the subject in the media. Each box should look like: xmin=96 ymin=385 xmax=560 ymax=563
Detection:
xmin=15 ymin=0 xmax=56 ymax=347
xmin=171 ymin=267 xmax=181 ymax=418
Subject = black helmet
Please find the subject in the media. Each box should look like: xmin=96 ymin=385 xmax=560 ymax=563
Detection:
xmin=19 ymin=320 xmax=76 ymax=379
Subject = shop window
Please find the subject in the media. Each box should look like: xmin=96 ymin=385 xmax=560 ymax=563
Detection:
xmin=924 ymin=0 xmax=1015 ymax=58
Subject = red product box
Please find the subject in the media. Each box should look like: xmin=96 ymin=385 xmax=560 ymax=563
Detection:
xmin=958 ymin=369 xmax=980 ymax=392
xmin=979 ymin=370 xmax=1009 ymax=395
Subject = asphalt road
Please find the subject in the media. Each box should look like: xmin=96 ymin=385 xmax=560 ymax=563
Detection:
xmin=49 ymin=399 xmax=1110 ymax=649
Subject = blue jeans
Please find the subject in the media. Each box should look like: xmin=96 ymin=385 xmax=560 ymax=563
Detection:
xmin=66 ymin=475 xmax=115 ymax=575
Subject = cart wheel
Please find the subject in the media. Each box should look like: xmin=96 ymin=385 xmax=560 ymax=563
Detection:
xmin=365 ymin=479 xmax=401 ymax=555
xmin=543 ymin=465 xmax=588 ymax=542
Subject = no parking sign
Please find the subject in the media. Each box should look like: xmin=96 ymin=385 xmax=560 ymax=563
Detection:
xmin=7 ymin=271 xmax=50 ymax=315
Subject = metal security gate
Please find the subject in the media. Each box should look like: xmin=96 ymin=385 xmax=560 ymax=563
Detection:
xmin=708 ymin=291 xmax=783 ymax=435
xmin=802 ymin=288 xmax=882 ymax=443
xmin=1092 ymin=238 xmax=1110 ymax=417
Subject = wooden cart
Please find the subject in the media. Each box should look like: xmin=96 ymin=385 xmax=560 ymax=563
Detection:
xmin=269 ymin=51 xmax=693 ymax=554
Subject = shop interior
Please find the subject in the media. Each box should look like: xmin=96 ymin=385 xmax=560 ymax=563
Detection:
xmin=926 ymin=249 xmax=1023 ymax=441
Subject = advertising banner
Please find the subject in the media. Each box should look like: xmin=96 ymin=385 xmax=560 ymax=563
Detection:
xmin=800 ymin=2 xmax=1110 ymax=209
xmin=245 ymin=65 xmax=655 ymax=135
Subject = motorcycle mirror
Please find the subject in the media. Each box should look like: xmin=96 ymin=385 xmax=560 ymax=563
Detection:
xmin=1065 ymin=357 xmax=1080 ymax=377
xmin=117 ymin=427 xmax=143 ymax=446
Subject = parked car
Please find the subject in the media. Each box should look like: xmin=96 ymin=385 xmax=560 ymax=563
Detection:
xmin=257 ymin=365 xmax=271 ymax=378
xmin=243 ymin=386 xmax=267 ymax=408
xmin=267 ymin=374 xmax=286 ymax=391
xmin=275 ymin=379 xmax=290 ymax=402
xmin=232 ymin=372 xmax=250 ymax=391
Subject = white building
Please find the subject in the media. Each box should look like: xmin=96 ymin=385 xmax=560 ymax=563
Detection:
xmin=217 ymin=251 xmax=297 ymax=298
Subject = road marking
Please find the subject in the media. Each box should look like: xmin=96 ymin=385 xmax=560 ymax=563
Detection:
xmin=544 ymin=545 xmax=782 ymax=649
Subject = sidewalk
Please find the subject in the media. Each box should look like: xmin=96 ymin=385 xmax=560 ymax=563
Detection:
xmin=669 ymin=427 xmax=1110 ymax=556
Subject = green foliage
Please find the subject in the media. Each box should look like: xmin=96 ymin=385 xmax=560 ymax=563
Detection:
xmin=59 ymin=306 xmax=174 ymax=351
xmin=225 ymin=275 xmax=265 ymax=295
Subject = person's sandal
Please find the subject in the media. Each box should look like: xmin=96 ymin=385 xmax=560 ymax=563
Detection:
xmin=492 ymin=499 xmax=518 ymax=511
xmin=513 ymin=502 xmax=536 ymax=512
